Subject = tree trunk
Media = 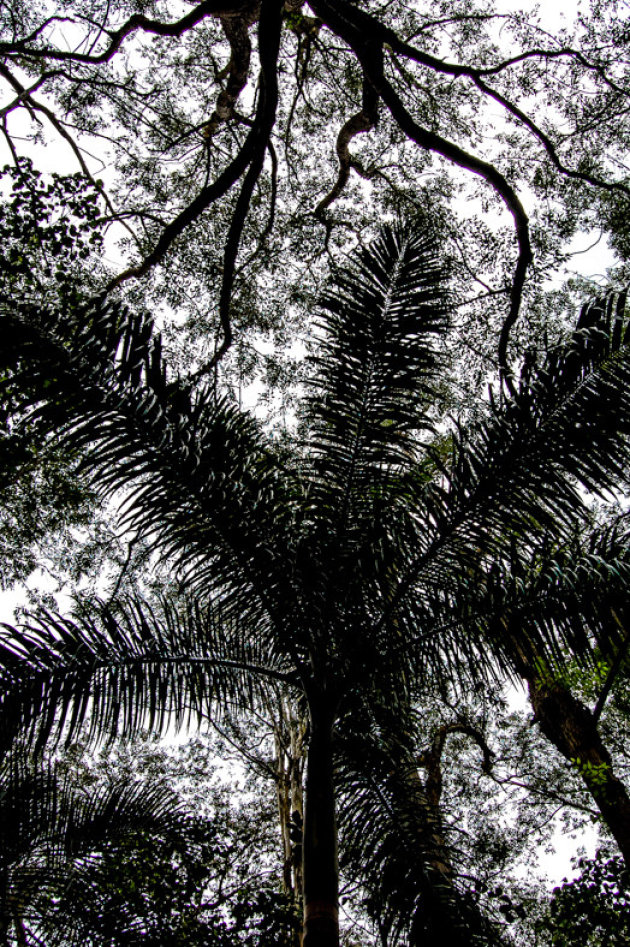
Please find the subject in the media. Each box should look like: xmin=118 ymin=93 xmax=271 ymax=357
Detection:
xmin=390 ymin=731 xmax=502 ymax=946
xmin=528 ymin=676 xmax=630 ymax=864
xmin=273 ymin=698 xmax=306 ymax=946
xmin=302 ymin=710 xmax=339 ymax=947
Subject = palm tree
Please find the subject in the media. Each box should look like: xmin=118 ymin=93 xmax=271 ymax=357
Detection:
xmin=0 ymin=747 xmax=192 ymax=946
xmin=2 ymin=224 xmax=630 ymax=945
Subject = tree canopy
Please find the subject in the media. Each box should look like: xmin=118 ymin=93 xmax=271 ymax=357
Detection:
xmin=0 ymin=0 xmax=628 ymax=384
xmin=2 ymin=2 xmax=630 ymax=946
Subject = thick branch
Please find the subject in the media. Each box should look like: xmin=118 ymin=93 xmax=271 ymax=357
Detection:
xmin=200 ymin=0 xmax=283 ymax=371
xmin=106 ymin=1 xmax=282 ymax=299
xmin=309 ymin=0 xmax=532 ymax=380
xmin=593 ymin=608 xmax=630 ymax=724
xmin=203 ymin=7 xmax=257 ymax=138
xmin=419 ymin=722 xmax=493 ymax=808
xmin=0 ymin=1 xmax=234 ymax=64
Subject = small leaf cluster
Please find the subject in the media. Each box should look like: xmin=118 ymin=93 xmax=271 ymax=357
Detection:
xmin=570 ymin=756 xmax=612 ymax=791
xmin=0 ymin=158 xmax=105 ymax=310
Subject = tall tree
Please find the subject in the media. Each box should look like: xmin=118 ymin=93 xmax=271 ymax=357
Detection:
xmin=0 ymin=0 xmax=628 ymax=385
xmin=2 ymin=224 xmax=630 ymax=945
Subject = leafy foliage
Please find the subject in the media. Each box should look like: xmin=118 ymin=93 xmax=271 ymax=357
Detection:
xmin=536 ymin=851 xmax=630 ymax=946
xmin=0 ymin=159 xmax=108 ymax=591
xmin=0 ymin=158 xmax=104 ymax=310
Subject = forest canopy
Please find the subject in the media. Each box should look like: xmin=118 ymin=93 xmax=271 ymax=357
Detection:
xmin=1 ymin=2 xmax=630 ymax=946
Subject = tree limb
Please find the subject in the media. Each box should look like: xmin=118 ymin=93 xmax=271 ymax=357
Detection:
xmin=0 ymin=1 xmax=235 ymax=64
xmin=315 ymin=75 xmax=379 ymax=217
xmin=309 ymin=0 xmax=532 ymax=381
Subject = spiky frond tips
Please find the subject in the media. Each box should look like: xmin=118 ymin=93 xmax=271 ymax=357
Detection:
xmin=0 ymin=296 xmax=297 ymax=623
xmin=304 ymin=224 xmax=450 ymax=507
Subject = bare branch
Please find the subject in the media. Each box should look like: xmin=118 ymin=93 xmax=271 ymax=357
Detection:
xmin=0 ymin=1 xmax=235 ymax=65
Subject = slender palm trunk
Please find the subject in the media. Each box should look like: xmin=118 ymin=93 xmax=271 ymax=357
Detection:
xmin=302 ymin=710 xmax=339 ymax=947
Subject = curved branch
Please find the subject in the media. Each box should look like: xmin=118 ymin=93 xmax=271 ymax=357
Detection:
xmin=310 ymin=1 xmax=630 ymax=101
xmin=471 ymin=74 xmax=630 ymax=199
xmin=315 ymin=75 xmax=379 ymax=217
xmin=0 ymin=1 xmax=231 ymax=64
xmin=419 ymin=721 xmax=494 ymax=807
xmin=310 ymin=0 xmax=532 ymax=378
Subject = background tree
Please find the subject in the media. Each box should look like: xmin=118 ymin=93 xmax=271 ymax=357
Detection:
xmin=535 ymin=850 xmax=630 ymax=947
xmin=0 ymin=0 xmax=628 ymax=397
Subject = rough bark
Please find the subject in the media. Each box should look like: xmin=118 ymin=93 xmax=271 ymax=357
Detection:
xmin=529 ymin=676 xmax=630 ymax=864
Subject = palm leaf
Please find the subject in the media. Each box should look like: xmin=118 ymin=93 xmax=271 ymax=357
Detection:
xmin=0 ymin=595 xmax=297 ymax=753
xmin=0 ymin=749 xmax=192 ymax=947
xmin=336 ymin=698 xmax=506 ymax=946
xmin=1 ymin=298 xmax=298 ymax=635
xmin=303 ymin=223 xmax=450 ymax=519
xmin=379 ymin=291 xmax=630 ymax=642
xmin=400 ymin=514 xmax=630 ymax=688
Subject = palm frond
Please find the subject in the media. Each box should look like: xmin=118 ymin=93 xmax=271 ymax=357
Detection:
xmin=336 ymin=699 xmax=506 ymax=946
xmin=0 ymin=749 xmax=192 ymax=947
xmin=0 ymin=595 xmax=297 ymax=752
xmin=0 ymin=298 xmax=297 ymax=630
xmin=398 ymin=514 xmax=630 ymax=689
xmin=303 ymin=223 xmax=450 ymax=519
xmin=379 ymin=290 xmax=630 ymax=636
xmin=475 ymin=519 xmax=630 ymax=675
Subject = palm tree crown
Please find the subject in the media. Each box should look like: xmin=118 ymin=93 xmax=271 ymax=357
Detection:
xmin=1 ymin=224 xmax=629 ymax=945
